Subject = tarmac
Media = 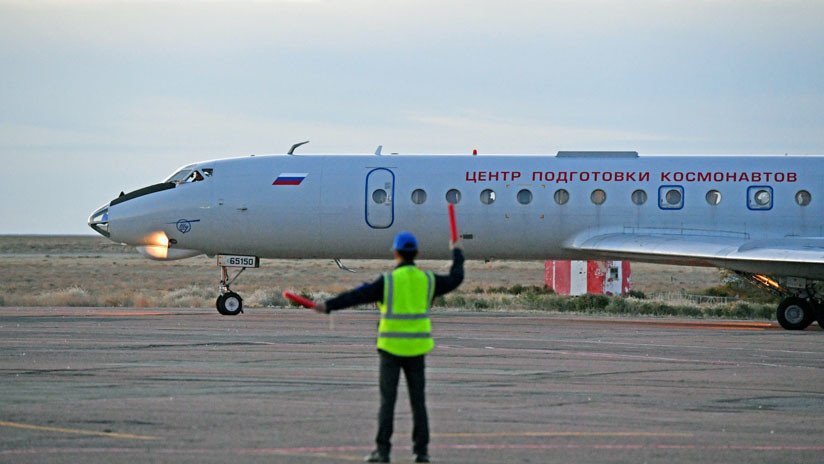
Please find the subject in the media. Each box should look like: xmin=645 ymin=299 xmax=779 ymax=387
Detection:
xmin=0 ymin=306 xmax=822 ymax=463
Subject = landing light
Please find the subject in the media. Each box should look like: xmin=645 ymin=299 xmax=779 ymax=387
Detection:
xmin=141 ymin=232 xmax=170 ymax=259
xmin=753 ymin=274 xmax=781 ymax=290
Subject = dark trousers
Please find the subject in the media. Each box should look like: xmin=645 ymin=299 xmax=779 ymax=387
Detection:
xmin=376 ymin=349 xmax=429 ymax=456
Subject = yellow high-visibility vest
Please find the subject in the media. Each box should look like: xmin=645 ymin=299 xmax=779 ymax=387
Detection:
xmin=377 ymin=266 xmax=435 ymax=356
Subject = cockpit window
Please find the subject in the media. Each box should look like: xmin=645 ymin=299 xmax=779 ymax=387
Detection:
xmin=186 ymin=171 xmax=205 ymax=183
xmin=165 ymin=169 xmax=193 ymax=183
xmin=164 ymin=168 xmax=213 ymax=184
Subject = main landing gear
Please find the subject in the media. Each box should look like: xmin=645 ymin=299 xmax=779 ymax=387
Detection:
xmin=214 ymin=255 xmax=260 ymax=316
xmin=776 ymin=297 xmax=817 ymax=331
xmin=740 ymin=273 xmax=823 ymax=330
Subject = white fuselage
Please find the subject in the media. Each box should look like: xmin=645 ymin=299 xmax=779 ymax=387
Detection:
xmin=91 ymin=153 xmax=823 ymax=279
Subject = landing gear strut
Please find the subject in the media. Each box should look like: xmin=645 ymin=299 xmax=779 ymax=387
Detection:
xmin=214 ymin=255 xmax=260 ymax=316
xmin=216 ymin=265 xmax=244 ymax=316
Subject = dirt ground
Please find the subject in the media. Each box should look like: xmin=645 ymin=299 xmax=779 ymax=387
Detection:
xmin=0 ymin=235 xmax=722 ymax=306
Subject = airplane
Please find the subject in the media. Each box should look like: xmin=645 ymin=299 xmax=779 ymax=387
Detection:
xmin=88 ymin=143 xmax=824 ymax=330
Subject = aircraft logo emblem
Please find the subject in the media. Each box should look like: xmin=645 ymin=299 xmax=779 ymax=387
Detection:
xmin=172 ymin=219 xmax=201 ymax=234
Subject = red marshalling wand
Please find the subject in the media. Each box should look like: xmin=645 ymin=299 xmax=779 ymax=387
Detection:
xmin=282 ymin=291 xmax=316 ymax=309
xmin=448 ymin=203 xmax=459 ymax=243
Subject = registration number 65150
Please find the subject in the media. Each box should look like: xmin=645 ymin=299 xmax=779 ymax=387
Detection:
xmin=217 ymin=255 xmax=260 ymax=268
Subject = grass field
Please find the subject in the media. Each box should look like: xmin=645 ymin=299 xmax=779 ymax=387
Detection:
xmin=0 ymin=235 xmax=774 ymax=319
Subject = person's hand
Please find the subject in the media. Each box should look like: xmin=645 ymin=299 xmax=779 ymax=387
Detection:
xmin=449 ymin=239 xmax=462 ymax=251
xmin=313 ymin=301 xmax=327 ymax=314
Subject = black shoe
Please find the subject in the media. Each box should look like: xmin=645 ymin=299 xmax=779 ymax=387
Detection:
xmin=414 ymin=454 xmax=430 ymax=463
xmin=364 ymin=450 xmax=390 ymax=463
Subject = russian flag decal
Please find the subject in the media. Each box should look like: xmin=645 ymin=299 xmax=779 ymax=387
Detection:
xmin=273 ymin=173 xmax=308 ymax=186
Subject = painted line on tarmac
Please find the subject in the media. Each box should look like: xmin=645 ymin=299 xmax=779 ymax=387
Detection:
xmin=438 ymin=443 xmax=824 ymax=452
xmin=93 ymin=311 xmax=169 ymax=317
xmin=582 ymin=319 xmax=776 ymax=330
xmin=436 ymin=431 xmax=694 ymax=438
xmin=0 ymin=420 xmax=159 ymax=441
xmin=240 ymin=443 xmax=824 ymax=454
xmin=468 ymin=345 xmax=804 ymax=369
xmin=3 ymin=443 xmax=824 ymax=458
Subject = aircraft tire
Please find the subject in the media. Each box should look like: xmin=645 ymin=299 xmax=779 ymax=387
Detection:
xmin=814 ymin=302 xmax=824 ymax=329
xmin=217 ymin=292 xmax=243 ymax=316
xmin=776 ymin=297 xmax=814 ymax=330
xmin=216 ymin=295 xmax=228 ymax=315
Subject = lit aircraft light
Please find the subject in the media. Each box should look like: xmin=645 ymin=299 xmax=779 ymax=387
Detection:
xmin=753 ymin=274 xmax=781 ymax=290
xmin=146 ymin=231 xmax=169 ymax=248
xmin=135 ymin=231 xmax=201 ymax=261
xmin=137 ymin=232 xmax=170 ymax=260
xmin=139 ymin=245 xmax=169 ymax=260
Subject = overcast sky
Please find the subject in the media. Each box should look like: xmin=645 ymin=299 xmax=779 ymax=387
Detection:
xmin=1 ymin=0 xmax=823 ymax=234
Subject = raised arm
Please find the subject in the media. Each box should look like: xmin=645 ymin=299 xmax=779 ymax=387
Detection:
xmin=433 ymin=247 xmax=464 ymax=298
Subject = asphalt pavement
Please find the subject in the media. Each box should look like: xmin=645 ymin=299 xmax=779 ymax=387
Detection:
xmin=0 ymin=307 xmax=822 ymax=463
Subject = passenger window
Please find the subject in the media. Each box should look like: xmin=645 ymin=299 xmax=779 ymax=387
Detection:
xmin=590 ymin=189 xmax=606 ymax=205
xmin=446 ymin=189 xmax=461 ymax=205
xmin=659 ymin=186 xmax=683 ymax=209
xmin=480 ymin=189 xmax=496 ymax=205
xmin=517 ymin=189 xmax=532 ymax=205
xmin=747 ymin=186 xmax=773 ymax=210
xmin=372 ymin=189 xmax=388 ymax=204
xmin=706 ymin=190 xmax=722 ymax=205
xmin=554 ymin=189 xmax=569 ymax=205
xmin=631 ymin=189 xmax=647 ymax=205
xmin=411 ymin=189 xmax=427 ymax=205
xmin=796 ymin=190 xmax=811 ymax=206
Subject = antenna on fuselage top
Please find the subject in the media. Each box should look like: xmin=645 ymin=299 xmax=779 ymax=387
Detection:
xmin=374 ymin=145 xmax=383 ymax=156
xmin=288 ymin=140 xmax=309 ymax=155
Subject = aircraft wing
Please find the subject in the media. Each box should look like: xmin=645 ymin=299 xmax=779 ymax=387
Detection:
xmin=567 ymin=232 xmax=824 ymax=279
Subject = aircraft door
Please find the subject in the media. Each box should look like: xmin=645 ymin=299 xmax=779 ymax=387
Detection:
xmin=365 ymin=168 xmax=395 ymax=229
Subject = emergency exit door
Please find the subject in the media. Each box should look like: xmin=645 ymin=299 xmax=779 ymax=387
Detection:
xmin=365 ymin=168 xmax=395 ymax=229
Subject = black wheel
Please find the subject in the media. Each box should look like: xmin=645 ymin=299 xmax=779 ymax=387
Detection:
xmin=814 ymin=301 xmax=824 ymax=329
xmin=776 ymin=297 xmax=814 ymax=330
xmin=216 ymin=294 xmax=228 ymax=315
xmin=217 ymin=292 xmax=243 ymax=316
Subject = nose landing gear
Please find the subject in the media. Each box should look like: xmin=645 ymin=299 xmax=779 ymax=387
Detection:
xmin=216 ymin=290 xmax=243 ymax=316
xmin=215 ymin=255 xmax=260 ymax=316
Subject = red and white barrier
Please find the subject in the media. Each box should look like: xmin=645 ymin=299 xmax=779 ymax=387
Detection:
xmin=545 ymin=260 xmax=631 ymax=296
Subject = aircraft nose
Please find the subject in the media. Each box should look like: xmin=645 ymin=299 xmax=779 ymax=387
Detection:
xmin=88 ymin=204 xmax=110 ymax=238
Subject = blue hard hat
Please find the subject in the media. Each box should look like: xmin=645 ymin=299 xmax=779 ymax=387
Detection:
xmin=392 ymin=231 xmax=418 ymax=251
